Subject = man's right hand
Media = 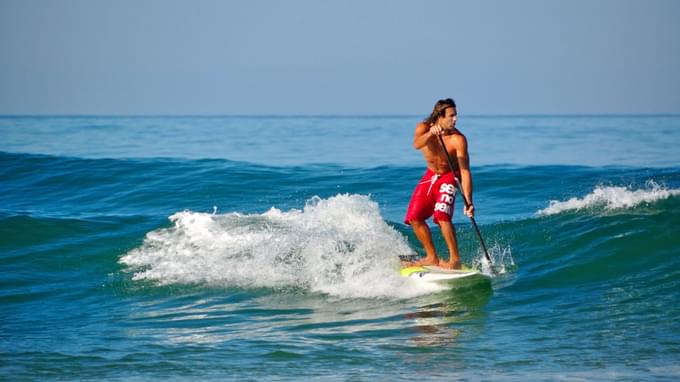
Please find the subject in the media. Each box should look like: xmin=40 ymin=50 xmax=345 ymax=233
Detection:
xmin=429 ymin=124 xmax=444 ymax=136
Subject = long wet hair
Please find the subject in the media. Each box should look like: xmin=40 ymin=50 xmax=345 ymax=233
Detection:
xmin=425 ymin=98 xmax=456 ymax=125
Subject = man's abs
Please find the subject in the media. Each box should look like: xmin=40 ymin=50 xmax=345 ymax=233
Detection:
xmin=421 ymin=146 xmax=451 ymax=174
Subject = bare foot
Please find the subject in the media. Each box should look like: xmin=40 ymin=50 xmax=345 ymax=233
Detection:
xmin=406 ymin=257 xmax=440 ymax=267
xmin=437 ymin=260 xmax=462 ymax=270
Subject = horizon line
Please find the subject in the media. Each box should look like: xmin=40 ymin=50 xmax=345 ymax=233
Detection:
xmin=1 ymin=112 xmax=679 ymax=119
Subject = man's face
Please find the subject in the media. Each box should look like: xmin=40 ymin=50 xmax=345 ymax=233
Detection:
xmin=438 ymin=107 xmax=457 ymax=130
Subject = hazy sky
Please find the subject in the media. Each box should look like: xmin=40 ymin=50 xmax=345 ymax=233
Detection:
xmin=1 ymin=0 xmax=679 ymax=115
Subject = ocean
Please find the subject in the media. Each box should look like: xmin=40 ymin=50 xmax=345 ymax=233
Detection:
xmin=1 ymin=115 xmax=679 ymax=380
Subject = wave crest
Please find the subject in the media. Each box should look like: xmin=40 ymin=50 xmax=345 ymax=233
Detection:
xmin=537 ymin=181 xmax=680 ymax=216
xmin=119 ymin=194 xmax=444 ymax=298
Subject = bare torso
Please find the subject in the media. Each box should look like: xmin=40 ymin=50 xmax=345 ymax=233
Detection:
xmin=419 ymin=129 xmax=462 ymax=174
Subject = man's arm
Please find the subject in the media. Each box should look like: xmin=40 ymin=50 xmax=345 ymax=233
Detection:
xmin=413 ymin=122 xmax=435 ymax=149
xmin=452 ymin=135 xmax=474 ymax=216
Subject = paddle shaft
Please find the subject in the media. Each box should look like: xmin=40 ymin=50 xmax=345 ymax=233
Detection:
xmin=437 ymin=135 xmax=492 ymax=263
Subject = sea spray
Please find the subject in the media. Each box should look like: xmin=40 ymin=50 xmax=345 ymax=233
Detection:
xmin=471 ymin=242 xmax=516 ymax=277
xmin=120 ymin=194 xmax=443 ymax=298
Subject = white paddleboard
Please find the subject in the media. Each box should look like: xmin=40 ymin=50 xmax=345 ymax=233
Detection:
xmin=400 ymin=265 xmax=483 ymax=284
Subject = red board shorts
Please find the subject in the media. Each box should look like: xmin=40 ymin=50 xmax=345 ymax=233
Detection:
xmin=404 ymin=168 xmax=457 ymax=225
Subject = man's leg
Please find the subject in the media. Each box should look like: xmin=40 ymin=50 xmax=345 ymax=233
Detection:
xmin=438 ymin=220 xmax=461 ymax=269
xmin=409 ymin=219 xmax=440 ymax=266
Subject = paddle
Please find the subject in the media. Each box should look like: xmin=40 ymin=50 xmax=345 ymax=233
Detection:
xmin=437 ymin=134 xmax=492 ymax=264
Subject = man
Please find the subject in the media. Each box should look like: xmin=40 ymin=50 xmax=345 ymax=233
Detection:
xmin=404 ymin=98 xmax=474 ymax=269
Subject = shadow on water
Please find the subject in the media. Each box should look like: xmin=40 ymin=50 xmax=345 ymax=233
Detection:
xmin=405 ymin=275 xmax=493 ymax=348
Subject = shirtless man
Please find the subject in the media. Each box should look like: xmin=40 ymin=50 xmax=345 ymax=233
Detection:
xmin=404 ymin=98 xmax=475 ymax=269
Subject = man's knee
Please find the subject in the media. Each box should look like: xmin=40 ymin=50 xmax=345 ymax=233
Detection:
xmin=436 ymin=219 xmax=452 ymax=226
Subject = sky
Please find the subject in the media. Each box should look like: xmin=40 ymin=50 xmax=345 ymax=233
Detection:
xmin=1 ymin=0 xmax=679 ymax=116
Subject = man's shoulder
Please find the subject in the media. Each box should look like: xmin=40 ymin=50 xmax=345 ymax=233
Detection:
xmin=447 ymin=130 xmax=467 ymax=144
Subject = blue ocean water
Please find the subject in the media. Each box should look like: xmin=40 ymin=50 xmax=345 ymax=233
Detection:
xmin=1 ymin=115 xmax=680 ymax=380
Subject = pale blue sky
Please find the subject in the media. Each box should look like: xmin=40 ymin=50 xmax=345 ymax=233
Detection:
xmin=1 ymin=0 xmax=679 ymax=115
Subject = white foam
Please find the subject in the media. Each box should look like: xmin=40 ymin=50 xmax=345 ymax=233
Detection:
xmin=537 ymin=181 xmax=680 ymax=216
xmin=473 ymin=243 xmax=515 ymax=277
xmin=120 ymin=194 xmax=442 ymax=299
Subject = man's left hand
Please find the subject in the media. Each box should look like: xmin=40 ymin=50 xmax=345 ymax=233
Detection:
xmin=464 ymin=204 xmax=475 ymax=218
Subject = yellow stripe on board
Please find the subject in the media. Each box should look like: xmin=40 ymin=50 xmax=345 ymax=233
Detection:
xmin=399 ymin=266 xmax=426 ymax=277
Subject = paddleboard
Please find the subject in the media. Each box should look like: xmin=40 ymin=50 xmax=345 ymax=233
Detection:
xmin=400 ymin=265 xmax=484 ymax=284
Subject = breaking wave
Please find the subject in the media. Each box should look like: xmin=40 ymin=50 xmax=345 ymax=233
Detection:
xmin=537 ymin=181 xmax=680 ymax=216
xmin=120 ymin=194 xmax=447 ymax=298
